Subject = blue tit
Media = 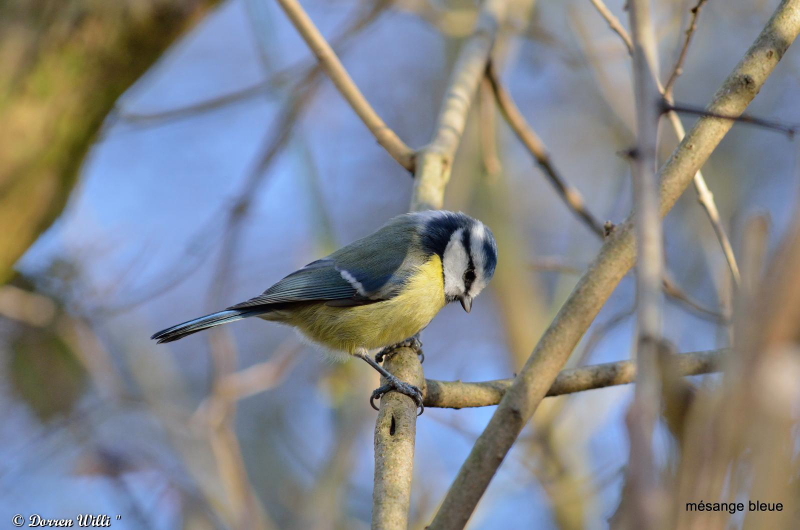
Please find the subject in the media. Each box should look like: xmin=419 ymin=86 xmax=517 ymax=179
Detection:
xmin=151 ymin=210 xmax=498 ymax=410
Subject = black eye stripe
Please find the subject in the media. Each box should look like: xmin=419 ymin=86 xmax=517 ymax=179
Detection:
xmin=461 ymin=228 xmax=475 ymax=291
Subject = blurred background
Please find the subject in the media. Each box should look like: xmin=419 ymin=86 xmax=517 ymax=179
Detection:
xmin=1 ymin=0 xmax=799 ymax=528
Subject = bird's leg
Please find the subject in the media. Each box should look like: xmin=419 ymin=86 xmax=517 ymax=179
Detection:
xmin=355 ymin=350 xmax=423 ymax=415
xmin=375 ymin=334 xmax=424 ymax=364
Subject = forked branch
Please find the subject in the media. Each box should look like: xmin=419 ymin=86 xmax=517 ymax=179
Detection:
xmin=412 ymin=0 xmax=509 ymax=211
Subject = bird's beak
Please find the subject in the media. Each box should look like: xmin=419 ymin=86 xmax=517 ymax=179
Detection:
xmin=460 ymin=295 xmax=473 ymax=313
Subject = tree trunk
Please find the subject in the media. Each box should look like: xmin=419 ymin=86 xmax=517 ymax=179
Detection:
xmin=0 ymin=0 xmax=220 ymax=283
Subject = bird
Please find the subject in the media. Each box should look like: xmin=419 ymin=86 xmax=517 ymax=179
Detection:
xmin=151 ymin=210 xmax=498 ymax=411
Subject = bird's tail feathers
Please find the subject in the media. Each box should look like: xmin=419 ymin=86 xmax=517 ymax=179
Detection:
xmin=151 ymin=308 xmax=267 ymax=343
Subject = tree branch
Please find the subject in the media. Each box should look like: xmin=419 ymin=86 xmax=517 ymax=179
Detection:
xmin=428 ymin=2 xmax=800 ymax=527
xmin=423 ymin=350 xmax=721 ymax=409
xmin=487 ymin=59 xmax=724 ymax=320
xmin=624 ymin=0 xmax=667 ymax=525
xmin=485 ymin=61 xmax=606 ymax=237
xmin=589 ymin=0 xmax=633 ymax=54
xmin=411 ymin=0 xmax=509 ymax=211
xmin=661 ymin=101 xmax=797 ymax=137
xmin=0 ymin=0 xmax=221 ymax=286
xmin=275 ymin=0 xmax=415 ymax=171
xmin=589 ymin=0 xmax=742 ymax=286
xmin=372 ymin=348 xmax=425 ymax=528
xmin=664 ymin=0 xmax=709 ymax=98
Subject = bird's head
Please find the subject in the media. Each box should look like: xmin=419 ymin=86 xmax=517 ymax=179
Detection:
xmin=418 ymin=211 xmax=498 ymax=313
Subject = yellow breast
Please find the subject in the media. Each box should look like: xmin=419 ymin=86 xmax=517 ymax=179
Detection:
xmin=280 ymin=255 xmax=446 ymax=354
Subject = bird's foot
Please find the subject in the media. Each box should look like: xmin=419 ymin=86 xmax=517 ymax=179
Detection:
xmin=370 ymin=374 xmax=424 ymax=415
xmin=375 ymin=334 xmax=424 ymax=364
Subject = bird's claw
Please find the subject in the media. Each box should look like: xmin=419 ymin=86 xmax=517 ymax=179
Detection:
xmin=375 ymin=335 xmax=424 ymax=364
xmin=369 ymin=377 xmax=424 ymax=416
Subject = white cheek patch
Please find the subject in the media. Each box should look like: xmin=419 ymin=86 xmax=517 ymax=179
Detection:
xmin=469 ymin=222 xmax=489 ymax=297
xmin=443 ymin=228 xmax=468 ymax=297
xmin=338 ymin=268 xmax=367 ymax=296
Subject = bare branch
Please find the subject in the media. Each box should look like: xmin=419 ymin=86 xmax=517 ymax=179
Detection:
xmin=479 ymin=77 xmax=503 ymax=178
xmin=664 ymin=0 xmax=709 ymax=97
xmin=529 ymin=256 xmax=586 ymax=275
xmin=424 ymin=350 xmax=721 ymax=409
xmin=662 ymin=101 xmax=797 ymax=137
xmin=486 ymin=60 xmax=724 ymax=319
xmin=428 ymin=2 xmax=800 ymax=527
xmin=589 ymin=0 xmax=633 ymax=54
xmin=116 ymin=80 xmax=271 ymax=124
xmin=275 ymin=0 xmax=415 ymax=171
xmin=624 ymin=0 xmax=667 ymax=525
xmin=194 ymin=340 xmax=302 ymax=415
xmin=411 ymin=0 xmax=509 ymax=211
xmin=485 ymin=61 xmax=607 ymax=237
xmin=589 ymin=0 xmax=742 ymax=289
xmin=0 ymin=284 xmax=57 ymax=327
xmin=372 ymin=348 xmax=424 ymax=528
xmin=117 ymin=0 xmax=394 ymax=126
xmin=665 ymin=107 xmax=742 ymax=287
xmin=662 ymin=271 xmax=728 ymax=322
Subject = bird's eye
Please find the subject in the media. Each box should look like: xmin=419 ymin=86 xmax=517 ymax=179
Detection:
xmin=464 ymin=268 xmax=476 ymax=286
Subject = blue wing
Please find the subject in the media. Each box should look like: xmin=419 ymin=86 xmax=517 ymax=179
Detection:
xmin=229 ymin=213 xmax=421 ymax=310
xmin=227 ymin=258 xmax=405 ymax=309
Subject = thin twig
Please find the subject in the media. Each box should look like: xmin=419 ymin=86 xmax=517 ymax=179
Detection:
xmin=486 ymin=61 xmax=607 ymax=237
xmin=115 ymin=81 xmax=271 ymax=124
xmin=589 ymin=0 xmax=742 ymax=287
xmin=663 ymin=0 xmax=709 ymax=98
xmin=428 ymin=3 xmax=800 ymax=526
xmin=0 ymin=284 xmax=57 ymax=327
xmin=479 ymin=77 xmax=503 ymax=179
xmin=580 ymin=305 xmax=636 ymax=365
xmin=662 ymin=271 xmax=728 ymax=322
xmin=487 ymin=58 xmax=723 ymax=318
xmin=662 ymin=101 xmax=798 ymax=137
xmin=665 ymin=102 xmax=743 ymax=287
xmin=529 ymin=256 xmax=586 ymax=275
xmin=624 ymin=0 xmax=667 ymax=526
xmin=589 ymin=0 xmax=633 ymax=54
xmin=424 ymin=350 xmax=721 ymax=408
xmin=117 ymin=0 xmax=393 ymax=126
xmin=265 ymin=0 xmax=395 ymax=89
xmin=529 ymin=259 xmax=723 ymax=321
xmin=275 ymin=0 xmax=415 ymax=171
xmin=193 ymin=340 xmax=302 ymax=419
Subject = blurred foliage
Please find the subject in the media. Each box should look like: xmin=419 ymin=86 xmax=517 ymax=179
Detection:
xmin=0 ymin=0 xmax=220 ymax=285
xmin=9 ymin=320 xmax=86 ymax=420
